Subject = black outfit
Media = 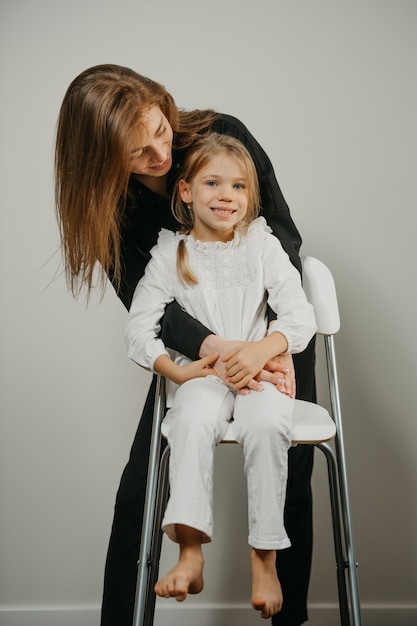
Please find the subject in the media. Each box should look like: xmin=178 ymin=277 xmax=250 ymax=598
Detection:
xmin=101 ymin=114 xmax=316 ymax=626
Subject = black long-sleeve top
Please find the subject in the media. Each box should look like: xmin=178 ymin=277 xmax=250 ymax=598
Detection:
xmin=112 ymin=113 xmax=303 ymax=361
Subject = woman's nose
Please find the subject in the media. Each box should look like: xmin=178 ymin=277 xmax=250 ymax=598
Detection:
xmin=149 ymin=141 xmax=166 ymax=163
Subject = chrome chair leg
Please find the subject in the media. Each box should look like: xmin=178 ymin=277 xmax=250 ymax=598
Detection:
xmin=143 ymin=446 xmax=170 ymax=626
xmin=317 ymin=442 xmax=351 ymax=626
xmin=132 ymin=376 xmax=166 ymax=626
xmin=324 ymin=334 xmax=362 ymax=626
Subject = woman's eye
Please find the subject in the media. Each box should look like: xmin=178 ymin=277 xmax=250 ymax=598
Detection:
xmin=130 ymin=149 xmax=144 ymax=161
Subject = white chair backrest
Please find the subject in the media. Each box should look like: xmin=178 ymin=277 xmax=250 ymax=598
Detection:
xmin=301 ymin=256 xmax=340 ymax=335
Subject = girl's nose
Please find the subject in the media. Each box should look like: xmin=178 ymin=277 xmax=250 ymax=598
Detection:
xmin=219 ymin=185 xmax=233 ymax=200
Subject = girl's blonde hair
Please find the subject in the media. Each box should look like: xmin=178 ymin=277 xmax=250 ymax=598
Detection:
xmin=54 ymin=64 xmax=217 ymax=297
xmin=171 ymin=133 xmax=260 ymax=285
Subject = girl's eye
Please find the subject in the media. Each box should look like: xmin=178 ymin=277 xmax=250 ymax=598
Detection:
xmin=206 ymin=180 xmax=217 ymax=187
xmin=234 ymin=183 xmax=245 ymax=190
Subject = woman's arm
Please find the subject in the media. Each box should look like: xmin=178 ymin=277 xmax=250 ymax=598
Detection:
xmin=159 ymin=300 xmax=212 ymax=361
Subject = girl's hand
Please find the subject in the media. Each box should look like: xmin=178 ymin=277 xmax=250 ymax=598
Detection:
xmin=154 ymin=352 xmax=219 ymax=386
xmin=222 ymin=332 xmax=288 ymax=392
xmin=258 ymin=353 xmax=296 ymax=398
xmin=176 ymin=352 xmax=219 ymax=385
xmin=222 ymin=343 xmax=268 ymax=390
xmin=199 ymin=336 xmax=263 ymax=395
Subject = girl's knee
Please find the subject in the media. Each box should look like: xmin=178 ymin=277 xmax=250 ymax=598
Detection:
xmin=254 ymin=411 xmax=291 ymax=441
xmin=168 ymin=376 xmax=233 ymax=434
xmin=236 ymin=384 xmax=294 ymax=437
xmin=168 ymin=404 xmax=209 ymax=437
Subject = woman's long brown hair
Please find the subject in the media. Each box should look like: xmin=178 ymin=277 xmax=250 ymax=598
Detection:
xmin=54 ymin=64 xmax=217 ymax=297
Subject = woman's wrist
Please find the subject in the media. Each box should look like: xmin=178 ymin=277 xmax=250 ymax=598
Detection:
xmin=199 ymin=334 xmax=220 ymax=358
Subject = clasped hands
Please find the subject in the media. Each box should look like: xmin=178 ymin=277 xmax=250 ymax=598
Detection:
xmin=197 ymin=335 xmax=296 ymax=399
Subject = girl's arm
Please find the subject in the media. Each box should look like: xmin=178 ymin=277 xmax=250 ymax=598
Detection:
xmin=222 ymin=234 xmax=316 ymax=391
xmin=110 ymin=231 xmax=212 ymax=361
xmin=263 ymin=239 xmax=316 ymax=355
xmin=125 ymin=252 xmax=218 ymax=376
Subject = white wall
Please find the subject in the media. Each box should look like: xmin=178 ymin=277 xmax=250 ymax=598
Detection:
xmin=1 ymin=1 xmax=416 ymax=624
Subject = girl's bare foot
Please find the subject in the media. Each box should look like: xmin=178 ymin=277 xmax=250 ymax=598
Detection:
xmin=154 ymin=549 xmax=204 ymax=602
xmin=250 ymin=548 xmax=283 ymax=618
xmin=154 ymin=526 xmax=204 ymax=602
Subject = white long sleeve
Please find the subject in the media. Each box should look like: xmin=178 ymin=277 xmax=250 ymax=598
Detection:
xmin=125 ymin=250 xmax=175 ymax=371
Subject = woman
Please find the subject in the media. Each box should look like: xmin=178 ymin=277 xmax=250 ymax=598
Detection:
xmin=55 ymin=64 xmax=316 ymax=626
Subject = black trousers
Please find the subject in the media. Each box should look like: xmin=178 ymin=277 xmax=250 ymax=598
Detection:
xmin=100 ymin=338 xmax=316 ymax=626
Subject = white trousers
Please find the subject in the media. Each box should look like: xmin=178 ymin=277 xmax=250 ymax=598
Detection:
xmin=162 ymin=376 xmax=293 ymax=550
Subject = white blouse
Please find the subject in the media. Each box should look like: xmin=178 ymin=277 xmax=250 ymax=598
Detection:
xmin=126 ymin=217 xmax=316 ymax=371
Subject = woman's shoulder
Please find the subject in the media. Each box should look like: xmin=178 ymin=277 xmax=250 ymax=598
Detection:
xmin=211 ymin=113 xmax=252 ymax=140
xmin=210 ymin=114 xmax=271 ymax=177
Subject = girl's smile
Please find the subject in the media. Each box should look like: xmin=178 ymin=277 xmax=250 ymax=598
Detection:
xmin=211 ymin=207 xmax=237 ymax=216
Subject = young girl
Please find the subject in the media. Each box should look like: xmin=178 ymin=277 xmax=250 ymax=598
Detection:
xmin=125 ymin=133 xmax=316 ymax=618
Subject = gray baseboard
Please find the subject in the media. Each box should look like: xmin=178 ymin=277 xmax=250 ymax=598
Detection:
xmin=0 ymin=603 xmax=416 ymax=626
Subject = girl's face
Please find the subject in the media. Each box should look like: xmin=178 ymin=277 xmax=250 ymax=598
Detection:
xmin=129 ymin=106 xmax=173 ymax=179
xmin=179 ymin=153 xmax=249 ymax=243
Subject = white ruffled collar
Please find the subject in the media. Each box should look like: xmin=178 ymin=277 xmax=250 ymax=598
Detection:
xmin=175 ymin=217 xmax=270 ymax=250
xmin=178 ymin=228 xmax=242 ymax=251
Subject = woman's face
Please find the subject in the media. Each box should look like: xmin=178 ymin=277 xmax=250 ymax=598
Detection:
xmin=129 ymin=106 xmax=173 ymax=178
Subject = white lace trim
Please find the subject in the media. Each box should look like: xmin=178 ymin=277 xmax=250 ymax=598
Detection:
xmin=157 ymin=217 xmax=271 ymax=290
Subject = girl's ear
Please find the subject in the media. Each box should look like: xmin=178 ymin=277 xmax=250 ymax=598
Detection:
xmin=179 ymin=179 xmax=192 ymax=203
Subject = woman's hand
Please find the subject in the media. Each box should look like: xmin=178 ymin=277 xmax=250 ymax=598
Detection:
xmin=258 ymin=353 xmax=296 ymax=398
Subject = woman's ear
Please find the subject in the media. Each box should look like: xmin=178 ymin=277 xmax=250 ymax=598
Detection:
xmin=179 ymin=179 xmax=192 ymax=203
